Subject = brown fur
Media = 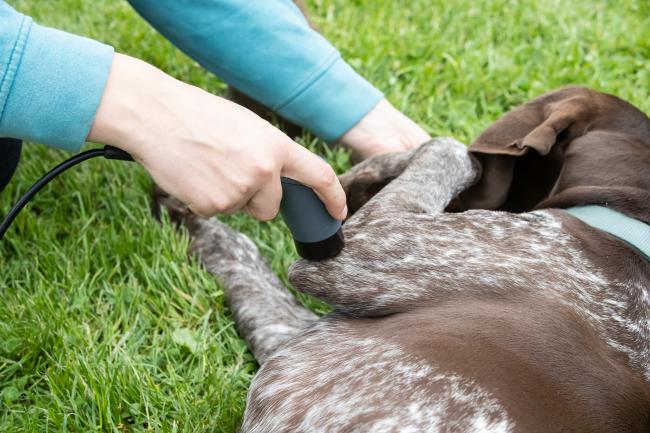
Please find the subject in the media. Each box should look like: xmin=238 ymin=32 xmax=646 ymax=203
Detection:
xmin=448 ymin=86 xmax=650 ymax=223
xmin=154 ymin=87 xmax=650 ymax=432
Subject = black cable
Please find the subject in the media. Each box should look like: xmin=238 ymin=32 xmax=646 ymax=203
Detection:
xmin=0 ymin=146 xmax=133 ymax=240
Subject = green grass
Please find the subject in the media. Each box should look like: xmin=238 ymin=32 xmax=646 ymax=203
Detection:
xmin=1 ymin=0 xmax=648 ymax=431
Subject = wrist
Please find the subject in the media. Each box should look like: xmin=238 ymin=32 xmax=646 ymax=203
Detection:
xmin=87 ymin=53 xmax=171 ymax=156
xmin=338 ymin=99 xmax=431 ymax=161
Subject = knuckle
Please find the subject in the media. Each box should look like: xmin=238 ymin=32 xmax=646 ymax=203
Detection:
xmin=234 ymin=181 xmax=252 ymax=197
xmin=314 ymin=163 xmax=337 ymax=189
xmin=253 ymin=160 xmax=275 ymax=179
xmin=210 ymin=196 xmax=234 ymax=214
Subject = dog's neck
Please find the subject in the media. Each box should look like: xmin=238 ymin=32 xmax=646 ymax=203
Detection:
xmin=567 ymin=205 xmax=650 ymax=261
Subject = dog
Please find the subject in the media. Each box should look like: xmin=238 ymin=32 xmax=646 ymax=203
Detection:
xmin=154 ymin=87 xmax=650 ymax=432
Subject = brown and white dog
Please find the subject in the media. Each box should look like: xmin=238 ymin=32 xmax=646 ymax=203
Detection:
xmin=154 ymin=87 xmax=650 ymax=432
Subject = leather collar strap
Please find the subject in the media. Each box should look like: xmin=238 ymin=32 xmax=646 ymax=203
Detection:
xmin=566 ymin=205 xmax=650 ymax=261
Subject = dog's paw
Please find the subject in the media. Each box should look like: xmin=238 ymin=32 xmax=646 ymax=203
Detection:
xmin=338 ymin=150 xmax=416 ymax=215
xmin=150 ymin=184 xmax=200 ymax=230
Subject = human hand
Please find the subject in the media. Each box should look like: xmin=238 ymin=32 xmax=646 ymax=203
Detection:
xmin=338 ymin=98 xmax=431 ymax=161
xmin=88 ymin=54 xmax=347 ymax=221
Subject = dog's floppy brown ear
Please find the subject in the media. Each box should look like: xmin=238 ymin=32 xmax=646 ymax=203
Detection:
xmin=472 ymin=89 xmax=593 ymax=158
xmin=451 ymin=86 xmax=650 ymax=216
xmin=520 ymin=98 xmax=589 ymax=155
xmin=450 ymin=87 xmax=598 ymax=212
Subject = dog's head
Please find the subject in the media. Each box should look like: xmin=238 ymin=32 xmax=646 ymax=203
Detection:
xmin=451 ymin=86 xmax=650 ymax=223
xmin=342 ymin=87 xmax=650 ymax=223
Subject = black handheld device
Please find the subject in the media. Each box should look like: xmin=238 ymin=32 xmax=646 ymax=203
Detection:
xmin=280 ymin=177 xmax=344 ymax=261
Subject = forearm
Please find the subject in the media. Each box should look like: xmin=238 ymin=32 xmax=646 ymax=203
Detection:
xmin=127 ymin=0 xmax=383 ymax=142
xmin=0 ymin=1 xmax=113 ymax=151
xmin=88 ymin=53 xmax=347 ymax=220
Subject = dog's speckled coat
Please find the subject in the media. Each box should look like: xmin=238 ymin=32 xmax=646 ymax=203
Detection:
xmin=156 ymin=136 xmax=650 ymax=432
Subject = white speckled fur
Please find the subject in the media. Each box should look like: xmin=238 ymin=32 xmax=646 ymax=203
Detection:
xmin=190 ymin=218 xmax=317 ymax=363
xmin=244 ymin=322 xmax=513 ymax=433
xmin=161 ymin=137 xmax=650 ymax=432
xmin=291 ymin=208 xmax=650 ymax=381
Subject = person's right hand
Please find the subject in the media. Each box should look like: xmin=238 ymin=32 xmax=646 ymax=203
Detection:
xmin=88 ymin=53 xmax=347 ymax=221
xmin=338 ymin=98 xmax=431 ymax=161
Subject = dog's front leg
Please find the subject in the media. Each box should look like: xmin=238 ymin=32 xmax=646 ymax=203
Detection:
xmin=153 ymin=190 xmax=317 ymax=363
xmin=352 ymin=137 xmax=479 ymax=217
xmin=289 ymin=138 xmax=479 ymax=316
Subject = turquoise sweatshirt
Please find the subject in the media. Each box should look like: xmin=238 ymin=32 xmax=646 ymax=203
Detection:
xmin=0 ymin=0 xmax=383 ymax=152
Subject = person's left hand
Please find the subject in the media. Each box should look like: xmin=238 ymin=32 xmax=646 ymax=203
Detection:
xmin=338 ymin=98 xmax=431 ymax=161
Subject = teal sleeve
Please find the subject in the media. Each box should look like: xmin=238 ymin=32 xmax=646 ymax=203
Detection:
xmin=0 ymin=1 xmax=114 ymax=151
xmin=128 ymin=0 xmax=383 ymax=142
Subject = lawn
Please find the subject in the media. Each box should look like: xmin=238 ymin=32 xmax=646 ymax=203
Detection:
xmin=1 ymin=0 xmax=648 ymax=431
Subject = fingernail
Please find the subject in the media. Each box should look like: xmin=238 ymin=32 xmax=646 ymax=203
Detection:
xmin=339 ymin=205 xmax=348 ymax=220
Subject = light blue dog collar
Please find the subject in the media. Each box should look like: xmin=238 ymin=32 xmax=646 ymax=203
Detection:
xmin=566 ymin=205 xmax=650 ymax=261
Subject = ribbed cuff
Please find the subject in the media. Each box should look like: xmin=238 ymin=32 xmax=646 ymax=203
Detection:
xmin=0 ymin=21 xmax=114 ymax=151
xmin=275 ymin=56 xmax=383 ymax=142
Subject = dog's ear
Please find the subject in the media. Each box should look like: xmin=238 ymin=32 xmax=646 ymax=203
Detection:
xmin=471 ymin=87 xmax=595 ymax=157
xmin=339 ymin=150 xmax=416 ymax=215
xmin=537 ymin=130 xmax=650 ymax=224
xmin=450 ymin=87 xmax=602 ymax=212
xmin=451 ymin=86 xmax=650 ymax=216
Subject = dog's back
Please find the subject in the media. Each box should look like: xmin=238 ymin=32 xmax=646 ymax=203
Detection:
xmin=284 ymin=204 xmax=650 ymax=432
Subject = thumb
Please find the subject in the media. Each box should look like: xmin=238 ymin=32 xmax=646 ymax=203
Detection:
xmin=280 ymin=141 xmax=348 ymax=221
